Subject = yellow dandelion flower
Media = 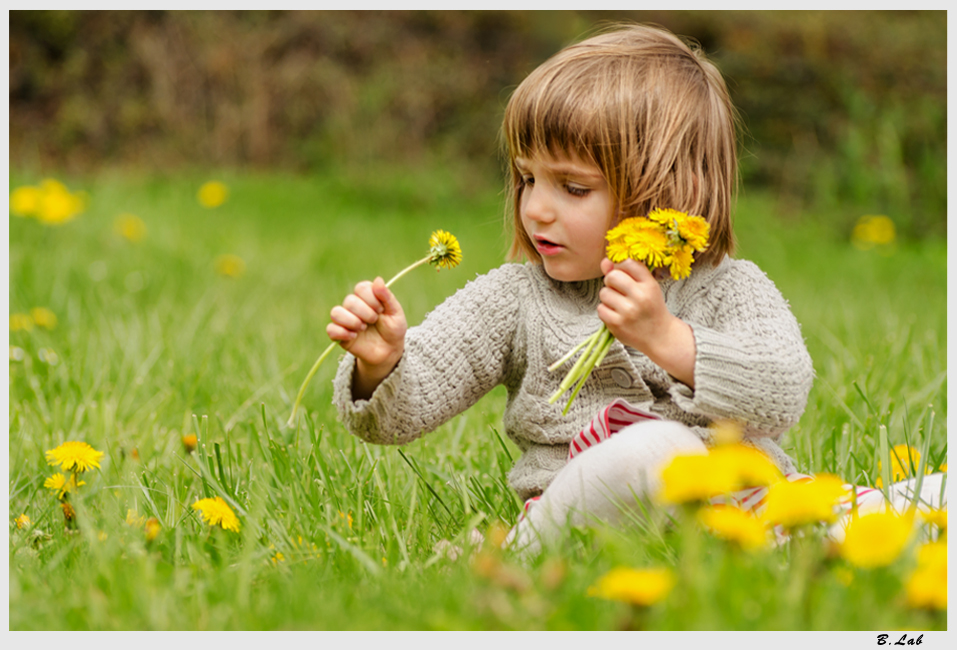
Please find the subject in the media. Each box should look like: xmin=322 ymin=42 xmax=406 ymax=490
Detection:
xmin=851 ymin=214 xmax=896 ymax=250
xmin=114 ymin=213 xmax=147 ymax=243
xmin=45 ymin=441 xmax=105 ymax=473
xmin=625 ymin=225 xmax=671 ymax=269
xmin=605 ymin=217 xmax=662 ymax=263
xmin=10 ymin=313 xmax=34 ymax=332
xmin=939 ymin=462 xmax=947 ymax=473
xmin=711 ymin=443 xmax=784 ymax=488
xmin=839 ymin=511 xmax=913 ymax=569
xmin=126 ymin=509 xmax=145 ymax=527
xmin=10 ymin=185 xmax=42 ymax=217
xmin=762 ymin=474 xmax=849 ymax=528
xmin=919 ymin=508 xmax=947 ymax=533
xmin=44 ymin=473 xmax=86 ymax=500
xmin=197 ymin=181 xmax=229 ymax=208
xmin=710 ymin=419 xmax=744 ymax=446
xmin=905 ymin=541 xmax=947 ymax=610
xmin=182 ymin=433 xmax=198 ymax=454
xmin=698 ymin=505 xmax=769 ymax=551
xmin=36 ymin=178 xmax=85 ymax=225
xmin=214 ymin=254 xmax=246 ymax=278
xmin=671 ymin=212 xmax=710 ymax=252
xmin=428 ymin=230 xmax=463 ymax=270
xmin=192 ymin=496 xmax=240 ymax=532
xmin=587 ymin=566 xmax=675 ymax=607
xmin=15 ymin=513 xmax=32 ymax=529
xmin=30 ymin=307 xmax=57 ymax=330
xmin=658 ymin=452 xmax=738 ymax=504
xmin=145 ymin=517 xmax=162 ymax=541
xmin=271 ymin=551 xmax=285 ymax=565
xmin=876 ymin=444 xmax=928 ymax=488
xmin=665 ymin=244 xmax=695 ymax=280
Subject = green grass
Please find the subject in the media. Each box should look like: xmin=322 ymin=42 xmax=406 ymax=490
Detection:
xmin=8 ymin=167 xmax=946 ymax=630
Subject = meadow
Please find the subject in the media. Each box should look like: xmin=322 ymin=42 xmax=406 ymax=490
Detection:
xmin=7 ymin=165 xmax=947 ymax=630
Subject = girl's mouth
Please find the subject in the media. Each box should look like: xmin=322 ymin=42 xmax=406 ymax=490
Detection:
xmin=534 ymin=236 xmax=563 ymax=256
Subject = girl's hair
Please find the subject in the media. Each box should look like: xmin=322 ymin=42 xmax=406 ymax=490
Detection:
xmin=503 ymin=23 xmax=738 ymax=267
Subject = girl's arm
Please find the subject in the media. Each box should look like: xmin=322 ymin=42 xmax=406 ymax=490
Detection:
xmin=332 ymin=265 xmax=521 ymax=446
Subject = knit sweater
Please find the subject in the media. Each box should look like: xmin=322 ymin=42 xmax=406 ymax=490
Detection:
xmin=333 ymin=257 xmax=815 ymax=501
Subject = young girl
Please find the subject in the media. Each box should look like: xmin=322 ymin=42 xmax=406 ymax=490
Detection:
xmin=325 ymin=24 xmax=944 ymax=553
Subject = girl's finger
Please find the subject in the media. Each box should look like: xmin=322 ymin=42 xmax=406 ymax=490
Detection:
xmin=615 ymin=258 xmax=654 ymax=282
xmin=342 ymin=293 xmax=380 ymax=324
xmin=353 ymin=280 xmax=385 ymax=314
xmin=371 ymin=278 xmax=403 ymax=316
xmin=326 ymin=322 xmax=357 ymax=342
xmin=329 ymin=304 xmax=369 ymax=332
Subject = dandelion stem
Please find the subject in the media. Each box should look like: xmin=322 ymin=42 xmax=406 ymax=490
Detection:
xmin=286 ymin=253 xmax=433 ymax=427
xmin=384 ymin=254 xmax=433 ymax=288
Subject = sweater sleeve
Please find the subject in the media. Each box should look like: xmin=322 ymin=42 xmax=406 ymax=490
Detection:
xmin=669 ymin=260 xmax=814 ymax=438
xmin=332 ymin=265 xmax=520 ymax=445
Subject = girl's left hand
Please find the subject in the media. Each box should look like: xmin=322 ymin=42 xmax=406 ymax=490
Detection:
xmin=598 ymin=258 xmax=697 ymax=387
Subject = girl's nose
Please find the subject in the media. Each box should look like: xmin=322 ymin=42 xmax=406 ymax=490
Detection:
xmin=523 ymin=185 xmax=555 ymax=223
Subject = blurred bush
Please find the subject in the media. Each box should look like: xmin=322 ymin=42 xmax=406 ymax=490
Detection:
xmin=9 ymin=10 xmax=945 ymax=236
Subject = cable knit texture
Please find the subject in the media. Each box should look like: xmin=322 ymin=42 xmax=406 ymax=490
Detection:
xmin=333 ymin=256 xmax=814 ymax=501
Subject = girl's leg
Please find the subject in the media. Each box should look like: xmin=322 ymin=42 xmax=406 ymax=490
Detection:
xmin=826 ymin=472 xmax=948 ymax=542
xmin=507 ymin=420 xmax=706 ymax=555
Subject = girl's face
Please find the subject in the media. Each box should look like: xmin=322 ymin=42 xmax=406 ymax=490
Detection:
xmin=517 ymin=151 xmax=615 ymax=282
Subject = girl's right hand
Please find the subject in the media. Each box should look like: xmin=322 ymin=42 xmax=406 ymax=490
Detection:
xmin=327 ymin=277 xmax=407 ymax=397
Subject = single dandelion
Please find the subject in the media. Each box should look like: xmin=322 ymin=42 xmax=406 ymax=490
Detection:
xmin=919 ymin=508 xmax=947 ymax=536
xmin=44 ymin=473 xmax=86 ymax=500
xmin=30 ymin=307 xmax=57 ymax=330
xmin=145 ymin=517 xmax=162 ymax=542
xmin=126 ymin=509 xmax=146 ymax=527
xmin=192 ymin=496 xmax=240 ymax=532
xmin=761 ymin=474 xmax=849 ymax=528
xmin=698 ymin=505 xmax=770 ymax=551
xmin=60 ymin=501 xmax=77 ymax=525
xmin=549 ymin=209 xmax=709 ymax=414
xmin=14 ymin=514 xmax=32 ymax=529
xmin=286 ymin=229 xmax=463 ymax=426
xmin=839 ymin=511 xmax=913 ymax=569
xmin=658 ymin=452 xmax=738 ymax=505
xmin=10 ymin=313 xmax=34 ymax=332
xmin=10 ymin=185 xmax=42 ymax=217
xmin=904 ymin=541 xmax=946 ymax=610
xmin=587 ymin=566 xmax=675 ymax=607
xmin=710 ymin=444 xmax=783 ymax=488
xmin=45 ymin=441 xmax=105 ymax=473
xmin=182 ymin=433 xmax=198 ymax=454
xmin=197 ymin=181 xmax=229 ymax=208
xmin=875 ymin=444 xmax=929 ymax=488
xmin=36 ymin=179 xmax=86 ymax=225
xmin=115 ymin=213 xmax=147 ymax=242
xmin=214 ymin=254 xmax=246 ymax=278
xmin=851 ymin=214 xmax=896 ymax=250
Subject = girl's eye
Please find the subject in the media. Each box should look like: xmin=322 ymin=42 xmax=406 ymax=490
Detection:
xmin=566 ymin=184 xmax=590 ymax=197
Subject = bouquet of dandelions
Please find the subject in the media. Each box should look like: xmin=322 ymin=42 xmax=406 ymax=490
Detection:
xmin=548 ymin=208 xmax=710 ymax=415
xmin=287 ymin=230 xmax=462 ymax=426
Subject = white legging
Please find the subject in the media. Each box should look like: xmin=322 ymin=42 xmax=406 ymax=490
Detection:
xmin=506 ymin=420 xmax=947 ymax=555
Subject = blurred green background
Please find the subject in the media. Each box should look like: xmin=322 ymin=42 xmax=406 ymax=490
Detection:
xmin=9 ymin=9 xmax=946 ymax=239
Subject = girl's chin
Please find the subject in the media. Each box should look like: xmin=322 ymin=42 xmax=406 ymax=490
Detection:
xmin=541 ymin=262 xmax=602 ymax=283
